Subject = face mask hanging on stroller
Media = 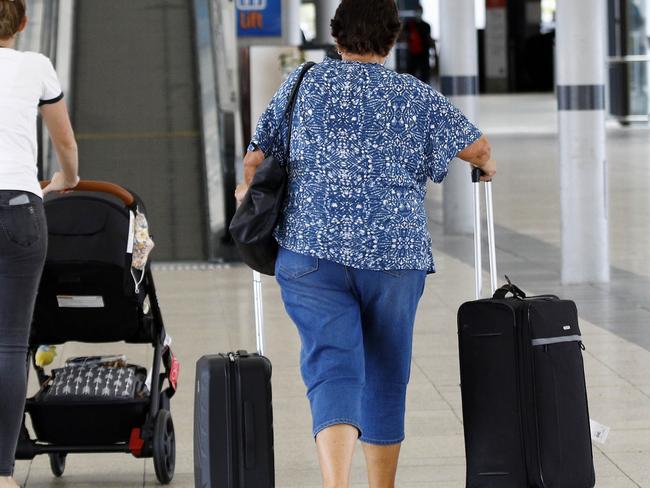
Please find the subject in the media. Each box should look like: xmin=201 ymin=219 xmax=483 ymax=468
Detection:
xmin=128 ymin=209 xmax=155 ymax=293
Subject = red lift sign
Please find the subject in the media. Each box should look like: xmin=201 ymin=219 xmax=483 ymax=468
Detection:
xmin=237 ymin=0 xmax=282 ymax=38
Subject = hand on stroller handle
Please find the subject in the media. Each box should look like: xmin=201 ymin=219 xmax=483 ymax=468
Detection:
xmin=40 ymin=179 xmax=136 ymax=207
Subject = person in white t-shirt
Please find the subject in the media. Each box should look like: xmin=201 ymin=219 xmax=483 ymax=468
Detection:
xmin=0 ymin=1 xmax=79 ymax=486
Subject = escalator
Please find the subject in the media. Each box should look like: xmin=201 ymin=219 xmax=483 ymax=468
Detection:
xmin=70 ymin=0 xmax=208 ymax=261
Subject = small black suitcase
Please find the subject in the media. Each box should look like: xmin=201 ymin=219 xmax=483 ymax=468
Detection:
xmin=457 ymin=169 xmax=595 ymax=487
xmin=194 ymin=271 xmax=275 ymax=487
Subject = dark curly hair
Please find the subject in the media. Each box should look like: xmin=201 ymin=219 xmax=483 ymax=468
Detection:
xmin=331 ymin=0 xmax=402 ymax=58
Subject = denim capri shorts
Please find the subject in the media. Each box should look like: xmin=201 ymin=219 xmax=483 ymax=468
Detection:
xmin=275 ymin=247 xmax=426 ymax=445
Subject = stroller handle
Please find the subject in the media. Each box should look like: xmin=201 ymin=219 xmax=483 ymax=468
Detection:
xmin=40 ymin=180 xmax=136 ymax=207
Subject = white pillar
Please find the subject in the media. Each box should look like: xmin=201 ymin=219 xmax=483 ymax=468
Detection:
xmin=439 ymin=0 xmax=478 ymax=235
xmin=285 ymin=0 xmax=303 ymax=46
xmin=316 ymin=0 xmax=339 ymax=45
xmin=557 ymin=0 xmax=610 ymax=284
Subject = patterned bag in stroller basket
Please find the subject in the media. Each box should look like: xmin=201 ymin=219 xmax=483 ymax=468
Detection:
xmin=38 ymin=355 xmax=149 ymax=402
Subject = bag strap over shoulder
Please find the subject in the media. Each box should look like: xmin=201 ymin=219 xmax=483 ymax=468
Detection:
xmin=284 ymin=62 xmax=316 ymax=161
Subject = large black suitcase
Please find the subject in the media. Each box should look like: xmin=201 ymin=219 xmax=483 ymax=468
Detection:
xmin=457 ymin=169 xmax=595 ymax=487
xmin=194 ymin=271 xmax=275 ymax=487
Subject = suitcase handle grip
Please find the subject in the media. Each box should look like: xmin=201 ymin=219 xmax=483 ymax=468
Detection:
xmin=471 ymin=167 xmax=494 ymax=183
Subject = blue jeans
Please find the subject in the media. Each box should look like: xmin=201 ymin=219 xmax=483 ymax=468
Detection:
xmin=275 ymin=247 xmax=426 ymax=445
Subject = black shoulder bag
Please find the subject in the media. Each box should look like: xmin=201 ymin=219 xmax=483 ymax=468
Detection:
xmin=229 ymin=62 xmax=316 ymax=276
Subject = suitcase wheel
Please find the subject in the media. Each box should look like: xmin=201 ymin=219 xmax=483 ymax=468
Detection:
xmin=153 ymin=409 xmax=176 ymax=485
xmin=49 ymin=452 xmax=66 ymax=477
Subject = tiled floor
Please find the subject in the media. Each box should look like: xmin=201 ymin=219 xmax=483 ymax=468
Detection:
xmin=13 ymin=95 xmax=650 ymax=486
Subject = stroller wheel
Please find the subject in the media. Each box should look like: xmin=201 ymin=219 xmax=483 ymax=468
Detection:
xmin=153 ymin=409 xmax=175 ymax=484
xmin=49 ymin=453 xmax=66 ymax=477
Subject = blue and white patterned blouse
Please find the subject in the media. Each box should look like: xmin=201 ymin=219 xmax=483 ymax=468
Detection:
xmin=252 ymin=57 xmax=481 ymax=273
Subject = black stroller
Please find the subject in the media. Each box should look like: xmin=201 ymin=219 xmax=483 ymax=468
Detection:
xmin=15 ymin=181 xmax=178 ymax=484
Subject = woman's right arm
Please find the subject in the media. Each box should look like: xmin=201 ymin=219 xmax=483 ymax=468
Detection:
xmin=40 ymin=100 xmax=80 ymax=194
xmin=457 ymin=135 xmax=497 ymax=181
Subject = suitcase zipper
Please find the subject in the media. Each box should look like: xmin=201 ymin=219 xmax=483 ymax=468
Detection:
xmin=226 ymin=352 xmax=240 ymax=486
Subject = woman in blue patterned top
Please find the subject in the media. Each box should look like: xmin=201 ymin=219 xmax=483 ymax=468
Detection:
xmin=237 ymin=1 xmax=495 ymax=486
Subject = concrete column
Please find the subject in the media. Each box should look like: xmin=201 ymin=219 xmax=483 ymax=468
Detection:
xmin=557 ymin=0 xmax=610 ymax=283
xmin=315 ymin=0 xmax=339 ymax=45
xmin=285 ymin=0 xmax=303 ymax=46
xmin=439 ymin=0 xmax=478 ymax=235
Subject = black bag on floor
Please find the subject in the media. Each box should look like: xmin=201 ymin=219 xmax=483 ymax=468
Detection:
xmin=457 ymin=169 xmax=595 ymax=487
xmin=194 ymin=271 xmax=274 ymax=487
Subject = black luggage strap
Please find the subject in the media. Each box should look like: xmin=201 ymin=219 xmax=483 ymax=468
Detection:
xmin=493 ymin=275 xmax=526 ymax=299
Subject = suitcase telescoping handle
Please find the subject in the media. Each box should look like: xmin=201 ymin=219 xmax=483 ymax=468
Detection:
xmin=472 ymin=167 xmax=498 ymax=300
xmin=253 ymin=271 xmax=266 ymax=356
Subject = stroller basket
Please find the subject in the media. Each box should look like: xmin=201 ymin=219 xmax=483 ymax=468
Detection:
xmin=27 ymin=397 xmax=149 ymax=446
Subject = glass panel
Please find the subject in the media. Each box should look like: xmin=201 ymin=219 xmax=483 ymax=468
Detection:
xmin=541 ymin=0 xmax=557 ymax=33
xmin=625 ymin=61 xmax=649 ymax=115
xmin=626 ymin=0 xmax=648 ymax=55
xmin=626 ymin=0 xmax=649 ymax=115
xmin=300 ymin=4 xmax=316 ymax=43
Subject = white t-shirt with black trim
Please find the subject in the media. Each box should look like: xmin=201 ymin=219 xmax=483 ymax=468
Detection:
xmin=0 ymin=47 xmax=63 ymax=197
